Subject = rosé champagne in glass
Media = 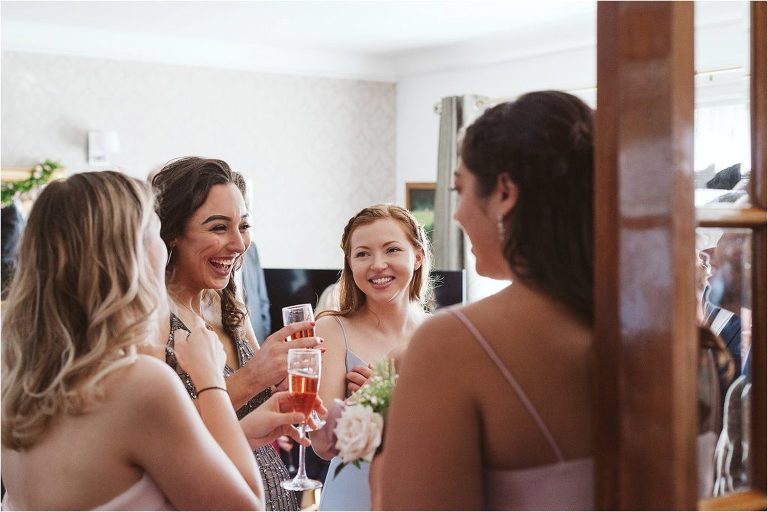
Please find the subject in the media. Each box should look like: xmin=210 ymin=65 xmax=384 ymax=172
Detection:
xmin=281 ymin=348 xmax=323 ymax=491
xmin=282 ymin=303 xmax=315 ymax=341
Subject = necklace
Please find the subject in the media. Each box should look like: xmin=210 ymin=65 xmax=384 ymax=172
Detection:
xmin=173 ymin=297 xmax=215 ymax=331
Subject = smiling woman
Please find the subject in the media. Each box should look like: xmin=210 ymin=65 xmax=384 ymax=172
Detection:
xmin=152 ymin=157 xmax=322 ymax=511
xmin=307 ymin=204 xmax=433 ymax=510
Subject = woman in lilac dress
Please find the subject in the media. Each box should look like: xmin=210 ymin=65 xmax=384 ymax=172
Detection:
xmin=311 ymin=204 xmax=433 ymax=510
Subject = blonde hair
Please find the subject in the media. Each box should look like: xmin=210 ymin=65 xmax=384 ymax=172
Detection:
xmin=321 ymin=204 xmax=433 ymax=318
xmin=2 ymin=171 xmax=164 ymax=450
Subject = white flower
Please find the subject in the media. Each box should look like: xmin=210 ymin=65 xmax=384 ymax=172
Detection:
xmin=334 ymin=404 xmax=383 ymax=463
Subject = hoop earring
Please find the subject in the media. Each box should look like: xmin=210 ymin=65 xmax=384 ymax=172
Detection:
xmin=166 ymin=246 xmax=174 ymax=267
xmin=497 ymin=214 xmax=506 ymax=242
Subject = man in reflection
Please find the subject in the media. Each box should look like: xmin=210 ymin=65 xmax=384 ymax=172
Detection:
xmin=702 ymin=232 xmax=751 ymax=381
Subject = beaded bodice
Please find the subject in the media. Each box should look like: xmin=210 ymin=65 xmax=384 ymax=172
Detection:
xmin=165 ymin=313 xmax=298 ymax=511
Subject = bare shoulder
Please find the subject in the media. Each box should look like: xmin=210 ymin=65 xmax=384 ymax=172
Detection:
xmin=315 ymin=315 xmax=344 ymax=345
xmin=403 ymin=309 xmax=477 ymax=368
xmin=105 ymin=354 xmax=189 ymax=412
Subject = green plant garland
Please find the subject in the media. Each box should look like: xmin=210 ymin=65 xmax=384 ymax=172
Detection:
xmin=1 ymin=160 xmax=63 ymax=207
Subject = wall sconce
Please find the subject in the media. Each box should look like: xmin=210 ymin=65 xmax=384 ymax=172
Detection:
xmin=87 ymin=130 xmax=120 ymax=166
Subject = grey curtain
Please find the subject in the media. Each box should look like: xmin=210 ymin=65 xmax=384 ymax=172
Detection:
xmin=431 ymin=95 xmax=488 ymax=271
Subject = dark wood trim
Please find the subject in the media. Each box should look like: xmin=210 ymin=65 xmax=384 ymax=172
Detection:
xmin=750 ymin=0 xmax=767 ymax=497
xmin=751 ymin=0 xmax=766 ymax=210
xmin=752 ymin=228 xmax=766 ymax=495
xmin=700 ymin=490 xmax=768 ymax=511
xmin=595 ymin=2 xmax=697 ymax=509
xmin=696 ymin=207 xmax=768 ymax=228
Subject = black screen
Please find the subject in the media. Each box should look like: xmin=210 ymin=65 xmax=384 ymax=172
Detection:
xmin=263 ymin=268 xmax=465 ymax=335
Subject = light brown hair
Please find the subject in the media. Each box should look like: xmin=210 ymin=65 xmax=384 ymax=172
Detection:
xmin=321 ymin=204 xmax=433 ymax=318
xmin=2 ymin=171 xmax=163 ymax=450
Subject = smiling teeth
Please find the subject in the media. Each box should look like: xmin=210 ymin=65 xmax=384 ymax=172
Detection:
xmin=210 ymin=258 xmax=234 ymax=268
xmin=371 ymin=277 xmax=393 ymax=285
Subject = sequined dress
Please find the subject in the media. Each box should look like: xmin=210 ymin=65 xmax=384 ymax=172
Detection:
xmin=165 ymin=313 xmax=299 ymax=511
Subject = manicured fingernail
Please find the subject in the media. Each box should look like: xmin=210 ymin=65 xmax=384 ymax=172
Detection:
xmin=311 ymin=321 xmax=316 ymax=327
xmin=320 ymin=348 xmax=327 ymax=353
xmin=318 ymin=338 xmax=324 ymax=343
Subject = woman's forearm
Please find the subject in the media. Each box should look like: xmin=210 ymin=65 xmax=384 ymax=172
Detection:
xmin=225 ymin=367 xmax=270 ymax=410
xmin=197 ymin=388 xmax=265 ymax=499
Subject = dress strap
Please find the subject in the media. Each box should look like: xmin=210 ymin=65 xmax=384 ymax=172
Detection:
xmin=449 ymin=309 xmax=565 ymax=463
xmin=332 ymin=315 xmax=351 ymax=371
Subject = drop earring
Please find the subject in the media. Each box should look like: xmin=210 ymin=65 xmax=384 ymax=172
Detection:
xmin=166 ymin=246 xmax=174 ymax=267
xmin=497 ymin=214 xmax=506 ymax=242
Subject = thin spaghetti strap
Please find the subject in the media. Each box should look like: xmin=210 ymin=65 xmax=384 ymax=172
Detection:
xmin=331 ymin=315 xmax=353 ymax=374
xmin=331 ymin=315 xmax=350 ymax=351
xmin=449 ymin=309 xmax=565 ymax=463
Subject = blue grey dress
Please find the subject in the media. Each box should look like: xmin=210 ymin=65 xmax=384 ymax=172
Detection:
xmin=319 ymin=316 xmax=372 ymax=511
xmin=165 ymin=313 xmax=299 ymax=512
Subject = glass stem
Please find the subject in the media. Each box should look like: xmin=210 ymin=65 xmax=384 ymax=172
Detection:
xmin=295 ymin=423 xmax=309 ymax=481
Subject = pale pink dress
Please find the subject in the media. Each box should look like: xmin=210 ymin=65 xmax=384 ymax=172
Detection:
xmin=450 ymin=309 xmax=594 ymax=510
xmin=1 ymin=473 xmax=174 ymax=511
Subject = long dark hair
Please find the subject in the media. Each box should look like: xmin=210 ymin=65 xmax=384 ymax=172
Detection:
xmin=152 ymin=157 xmax=247 ymax=339
xmin=461 ymin=91 xmax=594 ymax=323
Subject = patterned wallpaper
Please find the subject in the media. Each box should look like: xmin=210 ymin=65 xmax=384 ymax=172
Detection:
xmin=1 ymin=51 xmax=396 ymax=268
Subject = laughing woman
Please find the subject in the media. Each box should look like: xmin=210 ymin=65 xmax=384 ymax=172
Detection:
xmin=152 ymin=157 xmax=322 ymax=511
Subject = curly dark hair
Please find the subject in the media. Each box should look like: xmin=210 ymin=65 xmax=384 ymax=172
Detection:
xmin=151 ymin=157 xmax=248 ymax=339
xmin=461 ymin=91 xmax=594 ymax=323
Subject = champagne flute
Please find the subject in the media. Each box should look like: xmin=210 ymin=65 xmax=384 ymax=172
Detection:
xmin=281 ymin=303 xmax=326 ymax=432
xmin=281 ymin=348 xmax=323 ymax=491
xmin=282 ymin=303 xmax=315 ymax=340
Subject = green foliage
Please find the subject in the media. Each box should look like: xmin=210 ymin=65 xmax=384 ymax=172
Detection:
xmin=1 ymin=160 xmax=63 ymax=207
xmin=347 ymin=359 xmax=398 ymax=415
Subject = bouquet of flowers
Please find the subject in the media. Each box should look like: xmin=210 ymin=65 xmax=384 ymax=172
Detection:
xmin=332 ymin=359 xmax=398 ymax=477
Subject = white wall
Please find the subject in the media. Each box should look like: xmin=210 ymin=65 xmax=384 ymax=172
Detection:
xmin=1 ymin=51 xmax=396 ymax=269
xmin=395 ymin=44 xmax=596 ymax=204
xmin=393 ymin=2 xmax=750 ymax=203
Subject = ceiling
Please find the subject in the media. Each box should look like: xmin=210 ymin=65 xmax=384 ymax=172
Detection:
xmin=0 ymin=0 xmax=598 ymax=79
xmin=0 ymin=1 xmax=746 ymax=81
xmin=1 ymin=0 xmax=595 ymax=55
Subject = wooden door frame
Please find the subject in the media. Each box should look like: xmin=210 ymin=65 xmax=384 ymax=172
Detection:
xmin=595 ymin=2 xmax=766 ymax=509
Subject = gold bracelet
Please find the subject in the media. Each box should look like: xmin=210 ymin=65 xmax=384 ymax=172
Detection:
xmin=196 ymin=386 xmax=228 ymax=397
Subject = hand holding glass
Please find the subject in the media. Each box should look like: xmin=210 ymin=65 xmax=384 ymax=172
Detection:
xmin=280 ymin=348 xmax=323 ymax=491
xmin=281 ymin=304 xmax=326 ymax=431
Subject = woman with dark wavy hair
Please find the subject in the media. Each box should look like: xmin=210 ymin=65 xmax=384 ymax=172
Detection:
xmin=376 ymin=91 xmax=595 ymax=510
xmin=152 ymin=157 xmax=321 ymax=511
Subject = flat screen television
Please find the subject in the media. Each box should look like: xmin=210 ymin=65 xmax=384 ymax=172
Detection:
xmin=263 ymin=268 xmax=465 ymax=333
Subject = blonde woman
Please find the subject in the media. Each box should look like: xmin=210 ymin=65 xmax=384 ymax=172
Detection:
xmin=310 ymin=204 xmax=433 ymax=510
xmin=1 ymin=171 xmax=312 ymax=510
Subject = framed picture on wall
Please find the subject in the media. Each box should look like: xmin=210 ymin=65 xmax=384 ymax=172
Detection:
xmin=405 ymin=182 xmax=436 ymax=240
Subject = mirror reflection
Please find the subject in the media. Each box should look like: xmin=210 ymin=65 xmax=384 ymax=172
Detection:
xmin=697 ymin=227 xmax=753 ymax=497
xmin=694 ymin=1 xmax=752 ymax=209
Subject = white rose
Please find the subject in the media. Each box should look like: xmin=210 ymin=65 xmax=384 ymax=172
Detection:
xmin=333 ymin=404 xmax=383 ymax=463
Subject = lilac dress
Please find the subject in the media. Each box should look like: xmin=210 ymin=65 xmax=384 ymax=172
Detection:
xmin=318 ymin=316 xmax=372 ymax=511
xmin=165 ymin=313 xmax=299 ymax=512
xmin=450 ymin=309 xmax=594 ymax=510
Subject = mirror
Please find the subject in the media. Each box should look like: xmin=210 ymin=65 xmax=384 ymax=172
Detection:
xmin=694 ymin=1 xmax=751 ymax=209
xmin=697 ymin=227 xmax=753 ymax=497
